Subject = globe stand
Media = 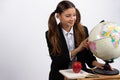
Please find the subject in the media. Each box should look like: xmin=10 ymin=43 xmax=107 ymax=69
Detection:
xmin=94 ymin=60 xmax=119 ymax=75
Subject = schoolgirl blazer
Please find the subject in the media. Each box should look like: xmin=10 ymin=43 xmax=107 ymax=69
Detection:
xmin=45 ymin=24 xmax=96 ymax=80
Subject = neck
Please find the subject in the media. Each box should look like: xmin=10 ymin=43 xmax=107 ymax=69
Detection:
xmin=62 ymin=26 xmax=72 ymax=32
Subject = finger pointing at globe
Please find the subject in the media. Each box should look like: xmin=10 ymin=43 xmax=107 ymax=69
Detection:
xmin=78 ymin=38 xmax=89 ymax=51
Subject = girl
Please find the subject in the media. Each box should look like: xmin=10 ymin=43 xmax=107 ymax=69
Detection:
xmin=45 ymin=0 xmax=104 ymax=80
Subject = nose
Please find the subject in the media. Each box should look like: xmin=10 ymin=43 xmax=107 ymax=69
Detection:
xmin=70 ymin=16 xmax=75 ymax=20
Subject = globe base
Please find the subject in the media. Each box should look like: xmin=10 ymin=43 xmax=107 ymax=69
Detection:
xmin=94 ymin=68 xmax=119 ymax=75
xmin=94 ymin=61 xmax=119 ymax=75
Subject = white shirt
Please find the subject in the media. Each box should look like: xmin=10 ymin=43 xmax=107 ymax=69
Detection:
xmin=62 ymin=27 xmax=75 ymax=60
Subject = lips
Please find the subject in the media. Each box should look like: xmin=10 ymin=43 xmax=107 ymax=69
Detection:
xmin=68 ymin=21 xmax=74 ymax=25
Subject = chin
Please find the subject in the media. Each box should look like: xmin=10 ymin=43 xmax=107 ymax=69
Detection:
xmin=69 ymin=24 xmax=74 ymax=27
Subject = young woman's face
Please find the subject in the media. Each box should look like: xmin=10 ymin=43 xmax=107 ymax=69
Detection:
xmin=57 ymin=8 xmax=76 ymax=28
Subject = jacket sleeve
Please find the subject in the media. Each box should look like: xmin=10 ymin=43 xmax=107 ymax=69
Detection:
xmin=77 ymin=26 xmax=97 ymax=68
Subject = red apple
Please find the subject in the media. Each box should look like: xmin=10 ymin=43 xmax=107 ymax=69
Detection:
xmin=72 ymin=61 xmax=82 ymax=73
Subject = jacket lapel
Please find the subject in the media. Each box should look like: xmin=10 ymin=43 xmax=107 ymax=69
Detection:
xmin=58 ymin=25 xmax=69 ymax=52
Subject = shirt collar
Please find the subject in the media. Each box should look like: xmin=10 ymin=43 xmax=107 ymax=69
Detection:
xmin=62 ymin=27 xmax=74 ymax=36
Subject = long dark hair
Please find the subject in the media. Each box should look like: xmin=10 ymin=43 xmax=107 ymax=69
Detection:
xmin=48 ymin=0 xmax=86 ymax=55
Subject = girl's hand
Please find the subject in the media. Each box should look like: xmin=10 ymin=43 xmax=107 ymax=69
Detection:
xmin=77 ymin=38 xmax=89 ymax=52
xmin=92 ymin=61 xmax=104 ymax=69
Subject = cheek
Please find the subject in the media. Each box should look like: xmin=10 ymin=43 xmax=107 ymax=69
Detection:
xmin=74 ymin=17 xmax=77 ymax=21
xmin=61 ymin=19 xmax=68 ymax=23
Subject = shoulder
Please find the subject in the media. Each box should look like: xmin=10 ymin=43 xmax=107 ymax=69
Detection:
xmin=82 ymin=25 xmax=89 ymax=37
xmin=82 ymin=25 xmax=88 ymax=32
xmin=45 ymin=30 xmax=49 ymax=38
xmin=45 ymin=30 xmax=48 ymax=35
xmin=82 ymin=25 xmax=87 ymax=29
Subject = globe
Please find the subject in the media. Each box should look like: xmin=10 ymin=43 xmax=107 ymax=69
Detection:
xmin=89 ymin=21 xmax=120 ymax=60
xmin=89 ymin=21 xmax=120 ymax=75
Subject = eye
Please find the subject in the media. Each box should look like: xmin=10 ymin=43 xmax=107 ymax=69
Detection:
xmin=73 ymin=13 xmax=76 ymax=16
xmin=73 ymin=14 xmax=76 ymax=16
xmin=66 ymin=15 xmax=71 ymax=17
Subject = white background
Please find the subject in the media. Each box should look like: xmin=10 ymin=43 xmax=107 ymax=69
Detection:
xmin=0 ymin=0 xmax=120 ymax=80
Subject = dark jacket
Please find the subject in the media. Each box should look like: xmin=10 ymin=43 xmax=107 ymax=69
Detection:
xmin=45 ymin=24 xmax=96 ymax=80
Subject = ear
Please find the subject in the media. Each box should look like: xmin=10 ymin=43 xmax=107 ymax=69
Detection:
xmin=56 ymin=13 xmax=60 ymax=19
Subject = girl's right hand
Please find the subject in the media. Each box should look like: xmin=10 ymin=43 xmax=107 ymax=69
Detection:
xmin=77 ymin=38 xmax=89 ymax=52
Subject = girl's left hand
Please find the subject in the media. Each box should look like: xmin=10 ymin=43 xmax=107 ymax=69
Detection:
xmin=92 ymin=61 xmax=104 ymax=69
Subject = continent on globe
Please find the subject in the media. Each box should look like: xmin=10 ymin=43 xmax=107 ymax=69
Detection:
xmin=100 ymin=22 xmax=120 ymax=47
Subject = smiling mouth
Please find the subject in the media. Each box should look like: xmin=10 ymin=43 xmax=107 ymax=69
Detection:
xmin=69 ymin=22 xmax=74 ymax=25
